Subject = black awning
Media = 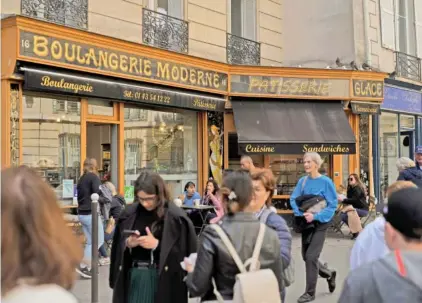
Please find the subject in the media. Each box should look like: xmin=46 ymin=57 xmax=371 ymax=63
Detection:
xmin=20 ymin=66 xmax=226 ymax=112
xmin=232 ymin=100 xmax=356 ymax=154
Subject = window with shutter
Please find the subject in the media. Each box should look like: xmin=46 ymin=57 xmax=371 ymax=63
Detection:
xmin=415 ymin=0 xmax=422 ymax=57
xmin=380 ymin=0 xmax=396 ymax=50
xmin=168 ymin=0 xmax=183 ymax=19
xmin=242 ymin=0 xmax=257 ymax=41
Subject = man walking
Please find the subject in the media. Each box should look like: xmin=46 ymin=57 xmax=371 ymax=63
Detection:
xmin=415 ymin=145 xmax=422 ymax=171
xmin=240 ymin=155 xmax=256 ymax=173
xmin=338 ymin=187 xmax=422 ymax=302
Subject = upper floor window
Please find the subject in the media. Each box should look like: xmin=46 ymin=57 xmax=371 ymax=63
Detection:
xmin=230 ymin=0 xmax=257 ymax=41
xmin=21 ymin=0 xmax=88 ymax=29
xmin=380 ymin=0 xmax=422 ymax=58
xmin=146 ymin=0 xmax=183 ymax=19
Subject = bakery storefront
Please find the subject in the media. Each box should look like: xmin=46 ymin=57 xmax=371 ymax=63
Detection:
xmin=1 ymin=16 xmax=227 ymax=204
xmin=224 ymin=71 xmax=385 ymax=213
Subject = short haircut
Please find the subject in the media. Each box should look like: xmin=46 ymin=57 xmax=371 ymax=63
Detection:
xmin=1 ymin=166 xmax=83 ymax=296
xmin=240 ymin=155 xmax=253 ymax=163
xmin=396 ymin=157 xmax=416 ymax=171
xmin=250 ymin=168 xmax=276 ymax=206
xmin=303 ymin=152 xmax=323 ymax=169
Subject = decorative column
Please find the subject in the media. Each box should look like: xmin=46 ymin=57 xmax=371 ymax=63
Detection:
xmin=10 ymin=84 xmax=21 ymax=166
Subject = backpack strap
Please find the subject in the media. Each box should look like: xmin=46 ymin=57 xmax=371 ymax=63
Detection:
xmin=246 ymin=223 xmax=266 ymax=272
xmin=259 ymin=207 xmax=273 ymax=224
xmin=210 ymin=224 xmax=246 ymax=273
xmin=394 ymin=250 xmax=406 ymax=277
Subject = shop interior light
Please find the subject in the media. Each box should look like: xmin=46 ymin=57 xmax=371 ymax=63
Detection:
xmin=25 ymin=96 xmax=34 ymax=108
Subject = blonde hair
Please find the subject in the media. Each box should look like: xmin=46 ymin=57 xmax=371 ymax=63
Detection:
xmin=304 ymin=152 xmax=323 ymax=169
xmin=83 ymin=158 xmax=97 ymax=174
xmin=104 ymin=181 xmax=117 ymax=196
xmin=386 ymin=181 xmax=417 ymax=199
xmin=396 ymin=157 xmax=416 ymax=171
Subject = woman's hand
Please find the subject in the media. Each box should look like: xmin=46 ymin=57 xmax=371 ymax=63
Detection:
xmin=304 ymin=212 xmax=314 ymax=223
xmin=184 ymin=257 xmax=194 ymax=273
xmin=126 ymin=230 xmax=141 ymax=248
xmin=138 ymin=227 xmax=159 ymax=250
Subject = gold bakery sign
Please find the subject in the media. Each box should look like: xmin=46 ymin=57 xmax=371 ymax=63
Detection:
xmin=18 ymin=30 xmax=228 ymax=92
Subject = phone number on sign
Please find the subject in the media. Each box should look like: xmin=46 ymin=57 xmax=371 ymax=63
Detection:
xmin=123 ymin=90 xmax=171 ymax=104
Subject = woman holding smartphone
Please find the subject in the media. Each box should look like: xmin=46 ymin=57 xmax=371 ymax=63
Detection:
xmin=109 ymin=171 xmax=197 ymax=303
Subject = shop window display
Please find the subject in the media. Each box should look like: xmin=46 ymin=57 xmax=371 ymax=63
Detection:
xmin=22 ymin=94 xmax=81 ymax=204
xmin=380 ymin=112 xmax=399 ymax=198
xmin=124 ymin=105 xmax=198 ymax=201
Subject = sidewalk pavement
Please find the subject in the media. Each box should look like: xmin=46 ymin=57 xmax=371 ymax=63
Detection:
xmin=72 ymin=234 xmax=354 ymax=303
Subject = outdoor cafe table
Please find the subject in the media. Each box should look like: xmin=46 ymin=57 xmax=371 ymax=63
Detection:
xmin=180 ymin=205 xmax=215 ymax=234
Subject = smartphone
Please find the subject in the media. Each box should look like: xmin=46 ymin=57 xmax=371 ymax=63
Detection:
xmin=123 ymin=229 xmax=139 ymax=236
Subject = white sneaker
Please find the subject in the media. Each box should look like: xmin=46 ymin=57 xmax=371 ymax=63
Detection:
xmin=99 ymin=257 xmax=111 ymax=266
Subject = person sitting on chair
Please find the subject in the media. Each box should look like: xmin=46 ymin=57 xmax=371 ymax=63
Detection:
xmin=338 ymin=174 xmax=368 ymax=240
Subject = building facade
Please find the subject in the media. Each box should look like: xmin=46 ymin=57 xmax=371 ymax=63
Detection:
xmin=1 ymin=1 xmax=386 ymax=213
xmin=283 ymin=0 xmax=422 ymax=202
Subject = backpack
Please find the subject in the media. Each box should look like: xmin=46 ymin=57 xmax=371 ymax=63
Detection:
xmin=207 ymin=223 xmax=281 ymax=303
xmin=259 ymin=208 xmax=295 ymax=288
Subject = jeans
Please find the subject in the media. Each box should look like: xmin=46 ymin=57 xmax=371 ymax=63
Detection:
xmin=99 ymin=228 xmax=114 ymax=258
xmin=79 ymin=214 xmax=104 ymax=266
xmin=301 ymin=222 xmax=333 ymax=296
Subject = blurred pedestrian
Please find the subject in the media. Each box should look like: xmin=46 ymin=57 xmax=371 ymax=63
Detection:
xmin=109 ymin=171 xmax=197 ymax=303
xmin=185 ymin=170 xmax=284 ymax=301
xmin=339 ymin=187 xmax=422 ymax=302
xmin=249 ymin=168 xmax=293 ymax=302
xmin=349 ymin=180 xmax=417 ymax=270
xmin=396 ymin=157 xmax=422 ymax=187
xmin=415 ymin=145 xmax=422 ymax=170
xmin=1 ymin=166 xmax=82 ymax=303
xmin=76 ymin=158 xmax=104 ymax=278
xmin=290 ymin=152 xmax=338 ymax=303
xmin=240 ymin=155 xmax=256 ymax=173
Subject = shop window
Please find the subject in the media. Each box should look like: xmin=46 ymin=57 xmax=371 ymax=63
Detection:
xmin=228 ymin=133 xmax=264 ymax=169
xmin=269 ymin=154 xmax=331 ymax=195
xmin=22 ymin=94 xmax=81 ymax=203
xmin=87 ymin=99 xmax=114 ymax=116
xmin=400 ymin=114 xmax=415 ymax=158
xmin=380 ymin=112 xmax=399 ymax=199
xmin=123 ymin=104 xmax=197 ymax=200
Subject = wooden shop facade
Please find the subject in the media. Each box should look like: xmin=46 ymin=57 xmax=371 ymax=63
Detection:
xmin=1 ymin=16 xmax=386 ymax=208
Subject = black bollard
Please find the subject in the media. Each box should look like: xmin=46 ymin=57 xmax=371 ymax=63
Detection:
xmin=91 ymin=193 xmax=99 ymax=303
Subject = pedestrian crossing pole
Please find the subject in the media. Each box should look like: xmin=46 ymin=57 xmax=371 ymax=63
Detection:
xmin=91 ymin=193 xmax=99 ymax=303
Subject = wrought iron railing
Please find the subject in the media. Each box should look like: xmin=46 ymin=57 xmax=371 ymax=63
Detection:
xmin=21 ymin=0 xmax=88 ymax=29
xmin=142 ymin=8 xmax=188 ymax=54
xmin=227 ymin=33 xmax=260 ymax=65
xmin=395 ymin=51 xmax=421 ymax=82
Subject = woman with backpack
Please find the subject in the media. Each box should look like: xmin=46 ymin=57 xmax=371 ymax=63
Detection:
xmin=185 ymin=170 xmax=284 ymax=302
xmin=249 ymin=168 xmax=292 ymax=298
xmin=290 ymin=152 xmax=338 ymax=303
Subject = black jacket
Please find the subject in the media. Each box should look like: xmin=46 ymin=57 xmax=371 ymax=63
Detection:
xmin=109 ymin=195 xmax=125 ymax=220
xmin=186 ymin=212 xmax=283 ymax=301
xmin=397 ymin=167 xmax=422 ymax=188
xmin=77 ymin=172 xmax=101 ymax=215
xmin=109 ymin=202 xmax=197 ymax=303
xmin=343 ymin=185 xmax=368 ymax=210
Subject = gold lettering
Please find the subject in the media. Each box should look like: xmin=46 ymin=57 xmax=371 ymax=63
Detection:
xmin=64 ymin=43 xmax=76 ymax=62
xmin=259 ymin=80 xmax=269 ymax=92
xmin=144 ymin=60 xmax=152 ymax=76
xmin=109 ymin=53 xmax=118 ymax=70
xmin=39 ymin=75 xmax=94 ymax=94
xmin=299 ymin=81 xmax=308 ymax=93
xmin=249 ymin=78 xmax=260 ymax=91
xmin=321 ymin=83 xmax=330 ymax=95
xmin=206 ymin=73 xmax=213 ymax=87
xmin=189 ymin=69 xmax=197 ymax=85
xmin=180 ymin=67 xmax=189 ymax=82
xmin=86 ymin=48 xmax=98 ymax=67
xmin=157 ymin=62 xmax=170 ymax=80
xmin=270 ymin=80 xmax=279 ymax=92
xmin=197 ymin=71 xmax=205 ymax=86
xmin=76 ymin=46 xmax=86 ymax=64
xmin=98 ymin=51 xmax=108 ymax=68
xmin=51 ymin=40 xmax=62 ymax=60
xmin=129 ymin=57 xmax=138 ymax=74
xmin=120 ymin=55 xmax=128 ymax=72
xmin=377 ymin=83 xmax=382 ymax=96
xmin=302 ymin=144 xmax=350 ymax=153
xmin=33 ymin=35 xmax=49 ymax=57
xmin=280 ymin=80 xmax=291 ymax=94
xmin=245 ymin=144 xmax=275 ymax=153
xmin=290 ymin=80 xmax=300 ymax=94
xmin=171 ymin=66 xmax=180 ymax=81
xmin=213 ymin=74 xmax=220 ymax=89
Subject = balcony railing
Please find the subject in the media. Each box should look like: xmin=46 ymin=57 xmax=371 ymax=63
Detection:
xmin=395 ymin=51 xmax=421 ymax=82
xmin=227 ymin=33 xmax=260 ymax=65
xmin=142 ymin=8 xmax=188 ymax=54
xmin=21 ymin=0 xmax=88 ymax=29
